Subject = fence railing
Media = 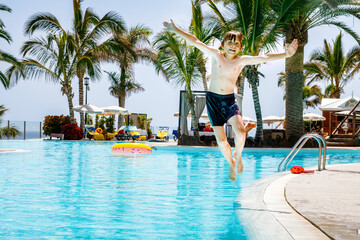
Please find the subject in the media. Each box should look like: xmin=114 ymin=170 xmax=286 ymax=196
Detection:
xmin=0 ymin=122 xmax=180 ymax=140
xmin=0 ymin=120 xmax=43 ymax=140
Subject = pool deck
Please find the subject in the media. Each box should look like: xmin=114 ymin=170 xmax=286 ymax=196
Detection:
xmin=237 ymin=162 xmax=360 ymax=240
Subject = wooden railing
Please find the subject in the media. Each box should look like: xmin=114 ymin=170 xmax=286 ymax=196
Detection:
xmin=330 ymin=100 xmax=360 ymax=137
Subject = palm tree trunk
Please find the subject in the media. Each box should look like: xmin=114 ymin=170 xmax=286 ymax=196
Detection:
xmin=66 ymin=92 xmax=75 ymax=124
xmin=78 ymin=74 xmax=85 ymax=130
xmin=250 ymin=82 xmax=263 ymax=144
xmin=186 ymin=91 xmax=199 ymax=138
xmin=236 ymin=74 xmax=245 ymax=114
xmin=199 ymin=60 xmax=208 ymax=91
xmin=118 ymin=94 xmax=126 ymax=128
xmin=285 ymin=45 xmax=304 ymax=142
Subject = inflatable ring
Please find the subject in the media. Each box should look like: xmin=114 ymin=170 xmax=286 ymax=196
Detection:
xmin=96 ymin=128 xmax=103 ymax=134
xmin=112 ymin=143 xmax=152 ymax=154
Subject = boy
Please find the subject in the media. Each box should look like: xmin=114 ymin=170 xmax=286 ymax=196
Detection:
xmin=163 ymin=20 xmax=298 ymax=182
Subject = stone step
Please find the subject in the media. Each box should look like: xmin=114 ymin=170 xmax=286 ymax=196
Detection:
xmin=326 ymin=138 xmax=356 ymax=143
xmin=330 ymin=134 xmax=355 ymax=139
xmin=326 ymin=141 xmax=359 ymax=147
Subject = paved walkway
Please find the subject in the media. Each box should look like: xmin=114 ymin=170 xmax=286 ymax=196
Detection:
xmin=237 ymin=163 xmax=360 ymax=240
xmin=286 ymin=163 xmax=360 ymax=240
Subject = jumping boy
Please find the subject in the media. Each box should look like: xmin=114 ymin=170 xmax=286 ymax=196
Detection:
xmin=163 ymin=20 xmax=298 ymax=182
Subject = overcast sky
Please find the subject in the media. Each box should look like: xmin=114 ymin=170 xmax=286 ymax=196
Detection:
xmin=1 ymin=0 xmax=359 ymax=129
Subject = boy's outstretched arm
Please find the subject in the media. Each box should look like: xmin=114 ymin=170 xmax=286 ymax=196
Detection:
xmin=163 ymin=19 xmax=217 ymax=56
xmin=241 ymin=39 xmax=298 ymax=65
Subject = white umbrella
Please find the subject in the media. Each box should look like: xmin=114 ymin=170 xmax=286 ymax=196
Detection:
xmin=262 ymin=115 xmax=284 ymax=124
xmin=242 ymin=116 xmax=256 ymax=123
xmin=303 ymin=112 xmax=326 ymax=132
xmin=73 ymin=104 xmax=104 ymax=114
xmin=100 ymin=106 xmax=131 ymax=116
xmin=303 ymin=112 xmax=325 ymax=121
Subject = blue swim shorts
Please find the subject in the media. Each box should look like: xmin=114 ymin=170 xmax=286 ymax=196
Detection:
xmin=206 ymin=91 xmax=241 ymax=126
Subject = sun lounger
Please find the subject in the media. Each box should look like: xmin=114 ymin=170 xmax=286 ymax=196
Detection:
xmin=87 ymin=131 xmax=105 ymax=140
xmin=50 ymin=133 xmax=64 ymax=140
xmin=156 ymin=126 xmax=169 ymax=141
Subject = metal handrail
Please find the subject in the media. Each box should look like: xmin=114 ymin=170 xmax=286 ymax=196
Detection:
xmin=278 ymin=134 xmax=327 ymax=172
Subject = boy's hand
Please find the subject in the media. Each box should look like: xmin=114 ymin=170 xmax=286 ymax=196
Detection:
xmin=285 ymin=39 xmax=298 ymax=57
xmin=163 ymin=19 xmax=176 ymax=33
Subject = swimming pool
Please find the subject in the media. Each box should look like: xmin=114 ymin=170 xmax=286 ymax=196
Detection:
xmin=0 ymin=140 xmax=359 ymax=239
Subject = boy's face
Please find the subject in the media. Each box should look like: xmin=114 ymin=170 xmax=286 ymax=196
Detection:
xmin=222 ymin=36 xmax=242 ymax=58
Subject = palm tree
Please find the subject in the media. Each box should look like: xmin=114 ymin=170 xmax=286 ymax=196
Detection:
xmin=0 ymin=105 xmax=20 ymax=139
xmin=23 ymin=0 xmax=125 ymax=129
xmin=208 ymin=0 xmax=307 ymax=143
xmin=304 ymin=33 xmax=360 ymax=98
xmin=0 ymin=3 xmax=22 ymax=88
xmin=105 ymin=71 xmax=144 ymax=128
xmin=154 ymin=31 xmax=203 ymax=138
xmin=190 ymin=0 xmax=218 ymax=91
xmin=8 ymin=33 xmax=79 ymax=123
xmin=71 ymin=0 xmax=125 ymax=130
xmin=270 ymin=0 xmax=360 ymax=142
xmin=102 ymin=24 xmax=160 ymax=127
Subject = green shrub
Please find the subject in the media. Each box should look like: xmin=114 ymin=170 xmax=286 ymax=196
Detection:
xmin=146 ymin=118 xmax=153 ymax=137
xmin=137 ymin=115 xmax=147 ymax=130
xmin=98 ymin=116 xmax=106 ymax=131
xmin=43 ymin=115 xmax=70 ymax=136
xmin=95 ymin=115 xmax=100 ymax=129
xmin=105 ymin=117 xmax=114 ymax=133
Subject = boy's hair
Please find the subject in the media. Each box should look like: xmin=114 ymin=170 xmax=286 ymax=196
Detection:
xmin=221 ymin=30 xmax=244 ymax=47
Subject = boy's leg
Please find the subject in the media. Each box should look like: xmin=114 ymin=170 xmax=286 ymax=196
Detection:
xmin=228 ymin=115 xmax=246 ymax=174
xmin=213 ymin=126 xmax=236 ymax=182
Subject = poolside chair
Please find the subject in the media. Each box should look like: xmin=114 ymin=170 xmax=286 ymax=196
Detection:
xmin=87 ymin=131 xmax=105 ymax=140
xmin=172 ymin=130 xmax=179 ymax=141
xmin=128 ymin=126 xmax=147 ymax=141
xmin=85 ymin=126 xmax=96 ymax=139
xmin=106 ymin=130 xmax=120 ymax=140
xmin=115 ymin=128 xmax=132 ymax=141
xmin=156 ymin=126 xmax=169 ymax=141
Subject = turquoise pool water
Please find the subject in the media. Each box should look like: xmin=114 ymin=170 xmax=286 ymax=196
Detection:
xmin=0 ymin=141 xmax=359 ymax=239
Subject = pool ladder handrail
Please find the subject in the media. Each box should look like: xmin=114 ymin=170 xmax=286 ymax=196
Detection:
xmin=278 ymin=134 xmax=327 ymax=172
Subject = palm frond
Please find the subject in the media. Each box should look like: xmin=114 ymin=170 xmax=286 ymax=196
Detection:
xmin=24 ymin=12 xmax=65 ymax=36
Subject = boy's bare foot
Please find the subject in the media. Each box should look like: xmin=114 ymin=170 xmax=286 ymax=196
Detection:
xmin=233 ymin=151 xmax=243 ymax=174
xmin=228 ymin=158 xmax=236 ymax=182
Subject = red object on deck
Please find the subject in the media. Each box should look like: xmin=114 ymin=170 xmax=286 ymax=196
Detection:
xmin=290 ymin=166 xmax=315 ymax=174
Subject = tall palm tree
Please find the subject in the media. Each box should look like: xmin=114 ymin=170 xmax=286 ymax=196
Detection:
xmin=105 ymin=71 xmax=144 ymax=128
xmin=103 ymin=24 xmax=160 ymax=127
xmin=154 ymin=31 xmax=203 ymax=138
xmin=8 ymin=33 xmax=80 ymax=123
xmin=71 ymin=0 xmax=125 ymax=130
xmin=208 ymin=0 xmax=307 ymax=143
xmin=304 ymin=33 xmax=360 ymax=99
xmin=0 ymin=105 xmax=20 ymax=139
xmin=0 ymin=3 xmax=22 ymax=88
xmin=269 ymin=0 xmax=360 ymax=142
xmin=23 ymin=0 xmax=125 ymax=129
xmin=190 ymin=0 xmax=218 ymax=91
